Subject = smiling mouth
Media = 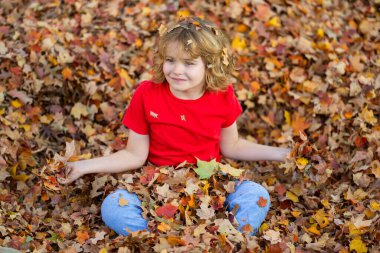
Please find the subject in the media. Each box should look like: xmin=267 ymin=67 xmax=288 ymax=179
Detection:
xmin=171 ymin=77 xmax=187 ymax=82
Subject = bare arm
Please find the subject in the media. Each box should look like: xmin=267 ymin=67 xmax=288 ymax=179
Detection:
xmin=220 ymin=122 xmax=290 ymax=162
xmin=60 ymin=129 xmax=149 ymax=184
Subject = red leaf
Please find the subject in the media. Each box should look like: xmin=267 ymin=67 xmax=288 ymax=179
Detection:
xmin=110 ymin=136 xmax=126 ymax=151
xmin=241 ymin=224 xmax=253 ymax=233
xmin=156 ymin=203 xmax=178 ymax=219
xmin=10 ymin=67 xmax=22 ymax=76
xmin=274 ymin=184 xmax=287 ymax=196
xmin=139 ymin=166 xmax=159 ymax=185
xmin=257 ymin=196 xmax=268 ymax=207
xmin=268 ymin=244 xmax=282 ymax=253
xmin=354 ymin=136 xmax=368 ymax=148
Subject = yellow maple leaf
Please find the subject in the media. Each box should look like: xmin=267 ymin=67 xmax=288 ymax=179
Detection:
xmin=259 ymin=222 xmax=269 ymax=233
xmin=231 ymin=36 xmax=247 ymax=50
xmin=313 ymin=209 xmax=329 ymax=228
xmin=11 ymin=99 xmax=23 ymax=108
xmin=306 ymin=223 xmax=320 ymax=235
xmin=284 ymin=110 xmax=291 ymax=125
xmin=316 ymin=28 xmax=324 ymax=38
xmin=296 ymin=157 xmax=309 ymax=170
xmin=98 ymin=248 xmax=107 ymax=253
xmin=11 ymin=163 xmax=30 ymax=181
xmin=176 ymin=9 xmax=190 ymax=17
xmin=370 ymin=200 xmax=380 ymax=211
xmin=321 ymin=199 xmax=330 ymax=209
xmin=117 ymin=68 xmax=134 ymax=87
xmin=348 ymin=223 xmax=368 ymax=237
xmin=20 ymin=124 xmax=31 ymax=131
xmin=291 ymin=211 xmax=301 ymax=218
xmin=266 ymin=16 xmax=281 ymax=28
xmin=350 ymin=238 xmax=367 ymax=253
xmin=286 ymin=191 xmax=299 ymax=203
xmin=157 ymin=222 xmax=171 ymax=232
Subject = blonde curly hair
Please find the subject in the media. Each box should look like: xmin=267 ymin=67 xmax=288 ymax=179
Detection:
xmin=152 ymin=17 xmax=235 ymax=92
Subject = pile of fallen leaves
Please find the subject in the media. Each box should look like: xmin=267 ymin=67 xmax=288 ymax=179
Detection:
xmin=1 ymin=0 xmax=380 ymax=252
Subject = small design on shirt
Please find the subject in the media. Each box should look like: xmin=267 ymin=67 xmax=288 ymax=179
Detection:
xmin=181 ymin=115 xmax=186 ymax=121
xmin=150 ymin=111 xmax=158 ymax=118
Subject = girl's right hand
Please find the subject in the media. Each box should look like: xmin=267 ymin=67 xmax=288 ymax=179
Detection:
xmin=58 ymin=161 xmax=86 ymax=184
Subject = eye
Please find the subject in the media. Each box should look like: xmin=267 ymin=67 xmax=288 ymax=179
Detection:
xmin=185 ymin=61 xmax=195 ymax=65
xmin=165 ymin=57 xmax=174 ymax=62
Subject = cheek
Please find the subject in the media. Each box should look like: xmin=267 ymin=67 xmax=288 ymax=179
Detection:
xmin=191 ymin=66 xmax=205 ymax=78
xmin=163 ymin=63 xmax=171 ymax=75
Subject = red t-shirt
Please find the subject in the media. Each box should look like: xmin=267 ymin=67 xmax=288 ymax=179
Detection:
xmin=122 ymin=80 xmax=242 ymax=166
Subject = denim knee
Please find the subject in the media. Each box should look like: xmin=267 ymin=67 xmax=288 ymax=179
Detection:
xmin=101 ymin=189 xmax=148 ymax=236
xmin=225 ymin=181 xmax=270 ymax=235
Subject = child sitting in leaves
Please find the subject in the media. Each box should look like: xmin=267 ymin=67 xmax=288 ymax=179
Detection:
xmin=61 ymin=17 xmax=290 ymax=236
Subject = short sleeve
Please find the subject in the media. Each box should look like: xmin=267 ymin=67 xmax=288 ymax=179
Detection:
xmin=222 ymin=85 xmax=243 ymax=128
xmin=122 ymin=84 xmax=149 ymax=134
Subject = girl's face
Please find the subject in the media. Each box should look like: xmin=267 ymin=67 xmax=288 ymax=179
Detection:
xmin=163 ymin=41 xmax=206 ymax=100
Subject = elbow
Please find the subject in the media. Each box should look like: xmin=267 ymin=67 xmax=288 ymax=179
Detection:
xmin=220 ymin=139 xmax=241 ymax=160
xmin=132 ymin=152 xmax=147 ymax=168
xmin=136 ymin=157 xmax=147 ymax=167
xmin=220 ymin=145 xmax=234 ymax=159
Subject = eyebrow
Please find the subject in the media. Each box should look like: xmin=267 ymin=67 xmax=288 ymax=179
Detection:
xmin=165 ymin=55 xmax=198 ymax=61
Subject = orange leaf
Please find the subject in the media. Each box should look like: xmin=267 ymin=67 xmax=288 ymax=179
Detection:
xmin=241 ymin=224 xmax=253 ymax=233
xmin=76 ymin=230 xmax=90 ymax=244
xmin=250 ymin=81 xmax=261 ymax=94
xmin=167 ymin=235 xmax=185 ymax=246
xmin=257 ymin=196 xmax=268 ymax=207
xmin=62 ymin=67 xmax=73 ymax=80
xmin=118 ymin=197 xmax=129 ymax=207
xmin=19 ymin=150 xmax=36 ymax=169
xmin=156 ymin=203 xmax=178 ymax=219
xmin=157 ymin=222 xmax=171 ymax=232
xmin=188 ymin=194 xmax=196 ymax=208
xmin=291 ymin=112 xmax=310 ymax=135
xmin=41 ymin=191 xmax=49 ymax=201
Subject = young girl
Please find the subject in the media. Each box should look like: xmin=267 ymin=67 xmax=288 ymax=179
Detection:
xmin=61 ymin=17 xmax=290 ymax=236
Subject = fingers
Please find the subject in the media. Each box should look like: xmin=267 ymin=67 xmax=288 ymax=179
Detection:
xmin=57 ymin=164 xmax=75 ymax=184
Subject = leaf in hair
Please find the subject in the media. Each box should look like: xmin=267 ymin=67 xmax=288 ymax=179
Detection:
xmin=158 ymin=24 xmax=168 ymax=36
xmin=222 ymin=48 xmax=229 ymax=66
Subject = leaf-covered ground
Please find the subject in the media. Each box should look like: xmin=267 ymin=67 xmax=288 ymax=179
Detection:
xmin=0 ymin=0 xmax=379 ymax=252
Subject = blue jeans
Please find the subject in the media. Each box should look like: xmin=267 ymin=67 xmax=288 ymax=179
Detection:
xmin=101 ymin=180 xmax=270 ymax=236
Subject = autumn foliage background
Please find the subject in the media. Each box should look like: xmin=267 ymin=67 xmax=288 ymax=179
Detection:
xmin=0 ymin=0 xmax=379 ymax=252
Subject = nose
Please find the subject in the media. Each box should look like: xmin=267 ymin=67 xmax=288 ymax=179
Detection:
xmin=172 ymin=63 xmax=184 ymax=76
